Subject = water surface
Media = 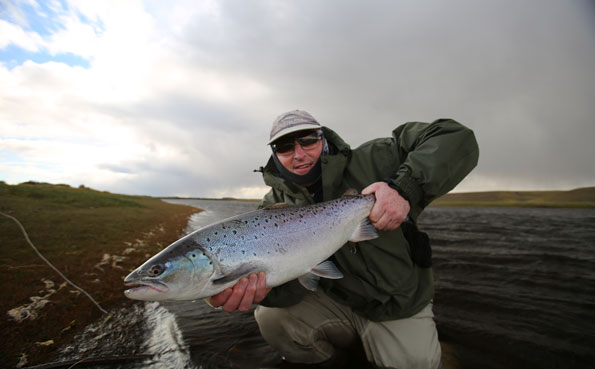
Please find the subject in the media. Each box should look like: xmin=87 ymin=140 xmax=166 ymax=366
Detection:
xmin=59 ymin=201 xmax=595 ymax=368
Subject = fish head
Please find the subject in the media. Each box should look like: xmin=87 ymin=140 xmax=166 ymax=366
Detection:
xmin=124 ymin=240 xmax=215 ymax=301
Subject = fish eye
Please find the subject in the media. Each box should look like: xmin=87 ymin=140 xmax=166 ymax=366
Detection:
xmin=148 ymin=264 xmax=164 ymax=277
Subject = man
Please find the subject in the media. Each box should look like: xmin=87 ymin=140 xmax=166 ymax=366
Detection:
xmin=209 ymin=110 xmax=479 ymax=369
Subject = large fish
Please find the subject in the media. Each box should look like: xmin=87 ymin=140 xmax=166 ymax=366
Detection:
xmin=124 ymin=193 xmax=377 ymax=301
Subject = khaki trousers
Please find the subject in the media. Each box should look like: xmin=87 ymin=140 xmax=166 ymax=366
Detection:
xmin=254 ymin=290 xmax=442 ymax=369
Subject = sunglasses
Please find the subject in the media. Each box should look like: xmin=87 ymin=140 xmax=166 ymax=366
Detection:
xmin=271 ymin=132 xmax=323 ymax=154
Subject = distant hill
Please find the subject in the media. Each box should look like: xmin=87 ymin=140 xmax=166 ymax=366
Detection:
xmin=431 ymin=187 xmax=595 ymax=208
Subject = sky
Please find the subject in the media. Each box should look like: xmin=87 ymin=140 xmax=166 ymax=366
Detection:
xmin=1 ymin=0 xmax=594 ymax=199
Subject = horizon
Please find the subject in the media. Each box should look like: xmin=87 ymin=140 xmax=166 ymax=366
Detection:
xmin=1 ymin=0 xmax=594 ymax=198
xmin=3 ymin=179 xmax=593 ymax=201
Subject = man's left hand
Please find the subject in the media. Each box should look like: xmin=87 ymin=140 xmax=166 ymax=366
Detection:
xmin=361 ymin=182 xmax=410 ymax=231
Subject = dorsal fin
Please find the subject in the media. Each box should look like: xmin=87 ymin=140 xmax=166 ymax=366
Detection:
xmin=264 ymin=202 xmax=294 ymax=210
xmin=342 ymin=188 xmax=359 ymax=197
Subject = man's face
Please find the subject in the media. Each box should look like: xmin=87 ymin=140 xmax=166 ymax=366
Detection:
xmin=272 ymin=130 xmax=323 ymax=176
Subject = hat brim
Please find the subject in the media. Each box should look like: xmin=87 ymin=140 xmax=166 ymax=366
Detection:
xmin=268 ymin=124 xmax=321 ymax=144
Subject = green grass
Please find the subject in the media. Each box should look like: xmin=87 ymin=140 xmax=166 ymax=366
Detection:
xmin=1 ymin=181 xmax=146 ymax=208
xmin=0 ymin=181 xmax=199 ymax=367
xmin=0 ymin=181 xmax=194 ymax=272
xmin=431 ymin=187 xmax=595 ymax=208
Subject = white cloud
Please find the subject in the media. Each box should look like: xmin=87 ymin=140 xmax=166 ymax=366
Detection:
xmin=1 ymin=0 xmax=594 ymax=198
xmin=0 ymin=18 xmax=45 ymax=51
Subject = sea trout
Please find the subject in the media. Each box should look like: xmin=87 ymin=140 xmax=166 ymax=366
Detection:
xmin=124 ymin=193 xmax=377 ymax=301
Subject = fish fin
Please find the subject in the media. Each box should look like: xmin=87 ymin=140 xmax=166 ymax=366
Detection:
xmin=310 ymin=260 xmax=343 ymax=279
xmin=298 ymin=273 xmax=320 ymax=291
xmin=264 ymin=202 xmax=294 ymax=210
xmin=342 ymin=188 xmax=359 ymax=197
xmin=349 ymin=218 xmax=379 ymax=242
xmin=211 ymin=264 xmax=259 ymax=285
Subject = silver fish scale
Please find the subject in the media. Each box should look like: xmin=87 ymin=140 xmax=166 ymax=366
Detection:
xmin=124 ymin=194 xmax=376 ymax=300
xmin=188 ymin=194 xmax=375 ymax=284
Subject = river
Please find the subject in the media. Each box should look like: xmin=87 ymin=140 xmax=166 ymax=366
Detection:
xmin=57 ymin=200 xmax=595 ymax=369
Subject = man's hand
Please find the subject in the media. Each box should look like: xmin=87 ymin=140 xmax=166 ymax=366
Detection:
xmin=361 ymin=182 xmax=410 ymax=231
xmin=207 ymin=271 xmax=271 ymax=313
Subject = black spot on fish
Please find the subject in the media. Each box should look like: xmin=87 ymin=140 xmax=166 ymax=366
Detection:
xmin=233 ymin=230 xmax=237 ymax=234
xmin=242 ymin=250 xmax=245 ymax=254
xmin=192 ymin=254 xmax=196 ymax=257
xmin=207 ymin=238 xmax=210 ymax=242
xmin=253 ymin=253 xmax=257 ymax=256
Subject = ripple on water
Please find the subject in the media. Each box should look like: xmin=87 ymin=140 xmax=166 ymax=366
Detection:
xmin=58 ymin=302 xmax=195 ymax=369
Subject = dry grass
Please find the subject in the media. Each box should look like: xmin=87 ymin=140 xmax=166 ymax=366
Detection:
xmin=0 ymin=182 xmax=199 ymax=367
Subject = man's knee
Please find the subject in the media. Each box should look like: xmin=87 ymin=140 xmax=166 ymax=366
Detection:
xmin=254 ymin=305 xmax=294 ymax=342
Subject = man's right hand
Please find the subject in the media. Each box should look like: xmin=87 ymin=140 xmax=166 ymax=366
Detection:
xmin=207 ymin=271 xmax=271 ymax=313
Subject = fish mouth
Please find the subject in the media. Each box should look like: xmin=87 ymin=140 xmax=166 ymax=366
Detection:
xmin=124 ymin=279 xmax=169 ymax=294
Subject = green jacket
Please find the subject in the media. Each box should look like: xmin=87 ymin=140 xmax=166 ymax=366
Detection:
xmin=258 ymin=119 xmax=479 ymax=321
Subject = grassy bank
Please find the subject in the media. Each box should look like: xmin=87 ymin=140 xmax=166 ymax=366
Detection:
xmin=0 ymin=182 xmax=199 ymax=368
xmin=431 ymin=187 xmax=595 ymax=208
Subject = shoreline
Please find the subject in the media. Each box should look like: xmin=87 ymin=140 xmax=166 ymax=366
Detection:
xmin=1 ymin=183 xmax=200 ymax=368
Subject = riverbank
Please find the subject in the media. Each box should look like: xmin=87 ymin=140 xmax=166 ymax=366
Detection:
xmin=0 ymin=182 xmax=200 ymax=368
xmin=431 ymin=187 xmax=595 ymax=208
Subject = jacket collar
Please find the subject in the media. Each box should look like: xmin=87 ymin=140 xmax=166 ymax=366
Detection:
xmin=261 ymin=126 xmax=352 ymax=201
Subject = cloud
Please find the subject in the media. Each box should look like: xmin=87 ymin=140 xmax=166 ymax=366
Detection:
xmin=1 ymin=0 xmax=594 ymax=198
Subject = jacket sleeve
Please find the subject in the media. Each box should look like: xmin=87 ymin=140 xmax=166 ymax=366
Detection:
xmin=386 ymin=118 xmax=479 ymax=219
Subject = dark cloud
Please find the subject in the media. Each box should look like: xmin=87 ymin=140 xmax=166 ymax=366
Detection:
xmin=17 ymin=0 xmax=590 ymax=197
xmin=157 ymin=0 xmax=594 ymax=193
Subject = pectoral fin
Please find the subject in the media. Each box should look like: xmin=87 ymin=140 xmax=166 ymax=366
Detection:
xmin=211 ymin=264 xmax=259 ymax=285
xmin=349 ymin=218 xmax=379 ymax=242
xmin=298 ymin=261 xmax=344 ymax=291
xmin=298 ymin=273 xmax=320 ymax=291
xmin=310 ymin=260 xmax=343 ymax=279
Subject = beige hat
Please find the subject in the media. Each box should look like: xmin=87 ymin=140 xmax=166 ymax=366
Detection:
xmin=268 ymin=110 xmax=321 ymax=144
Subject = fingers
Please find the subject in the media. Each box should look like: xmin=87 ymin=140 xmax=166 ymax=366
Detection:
xmin=361 ymin=182 xmax=380 ymax=195
xmin=238 ymin=274 xmax=258 ymax=312
xmin=254 ymin=271 xmax=272 ymax=303
xmin=208 ymin=272 xmax=271 ymax=313
xmin=208 ymin=288 xmax=233 ymax=308
xmin=222 ymin=277 xmax=249 ymax=312
xmin=362 ymin=182 xmax=410 ymax=231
